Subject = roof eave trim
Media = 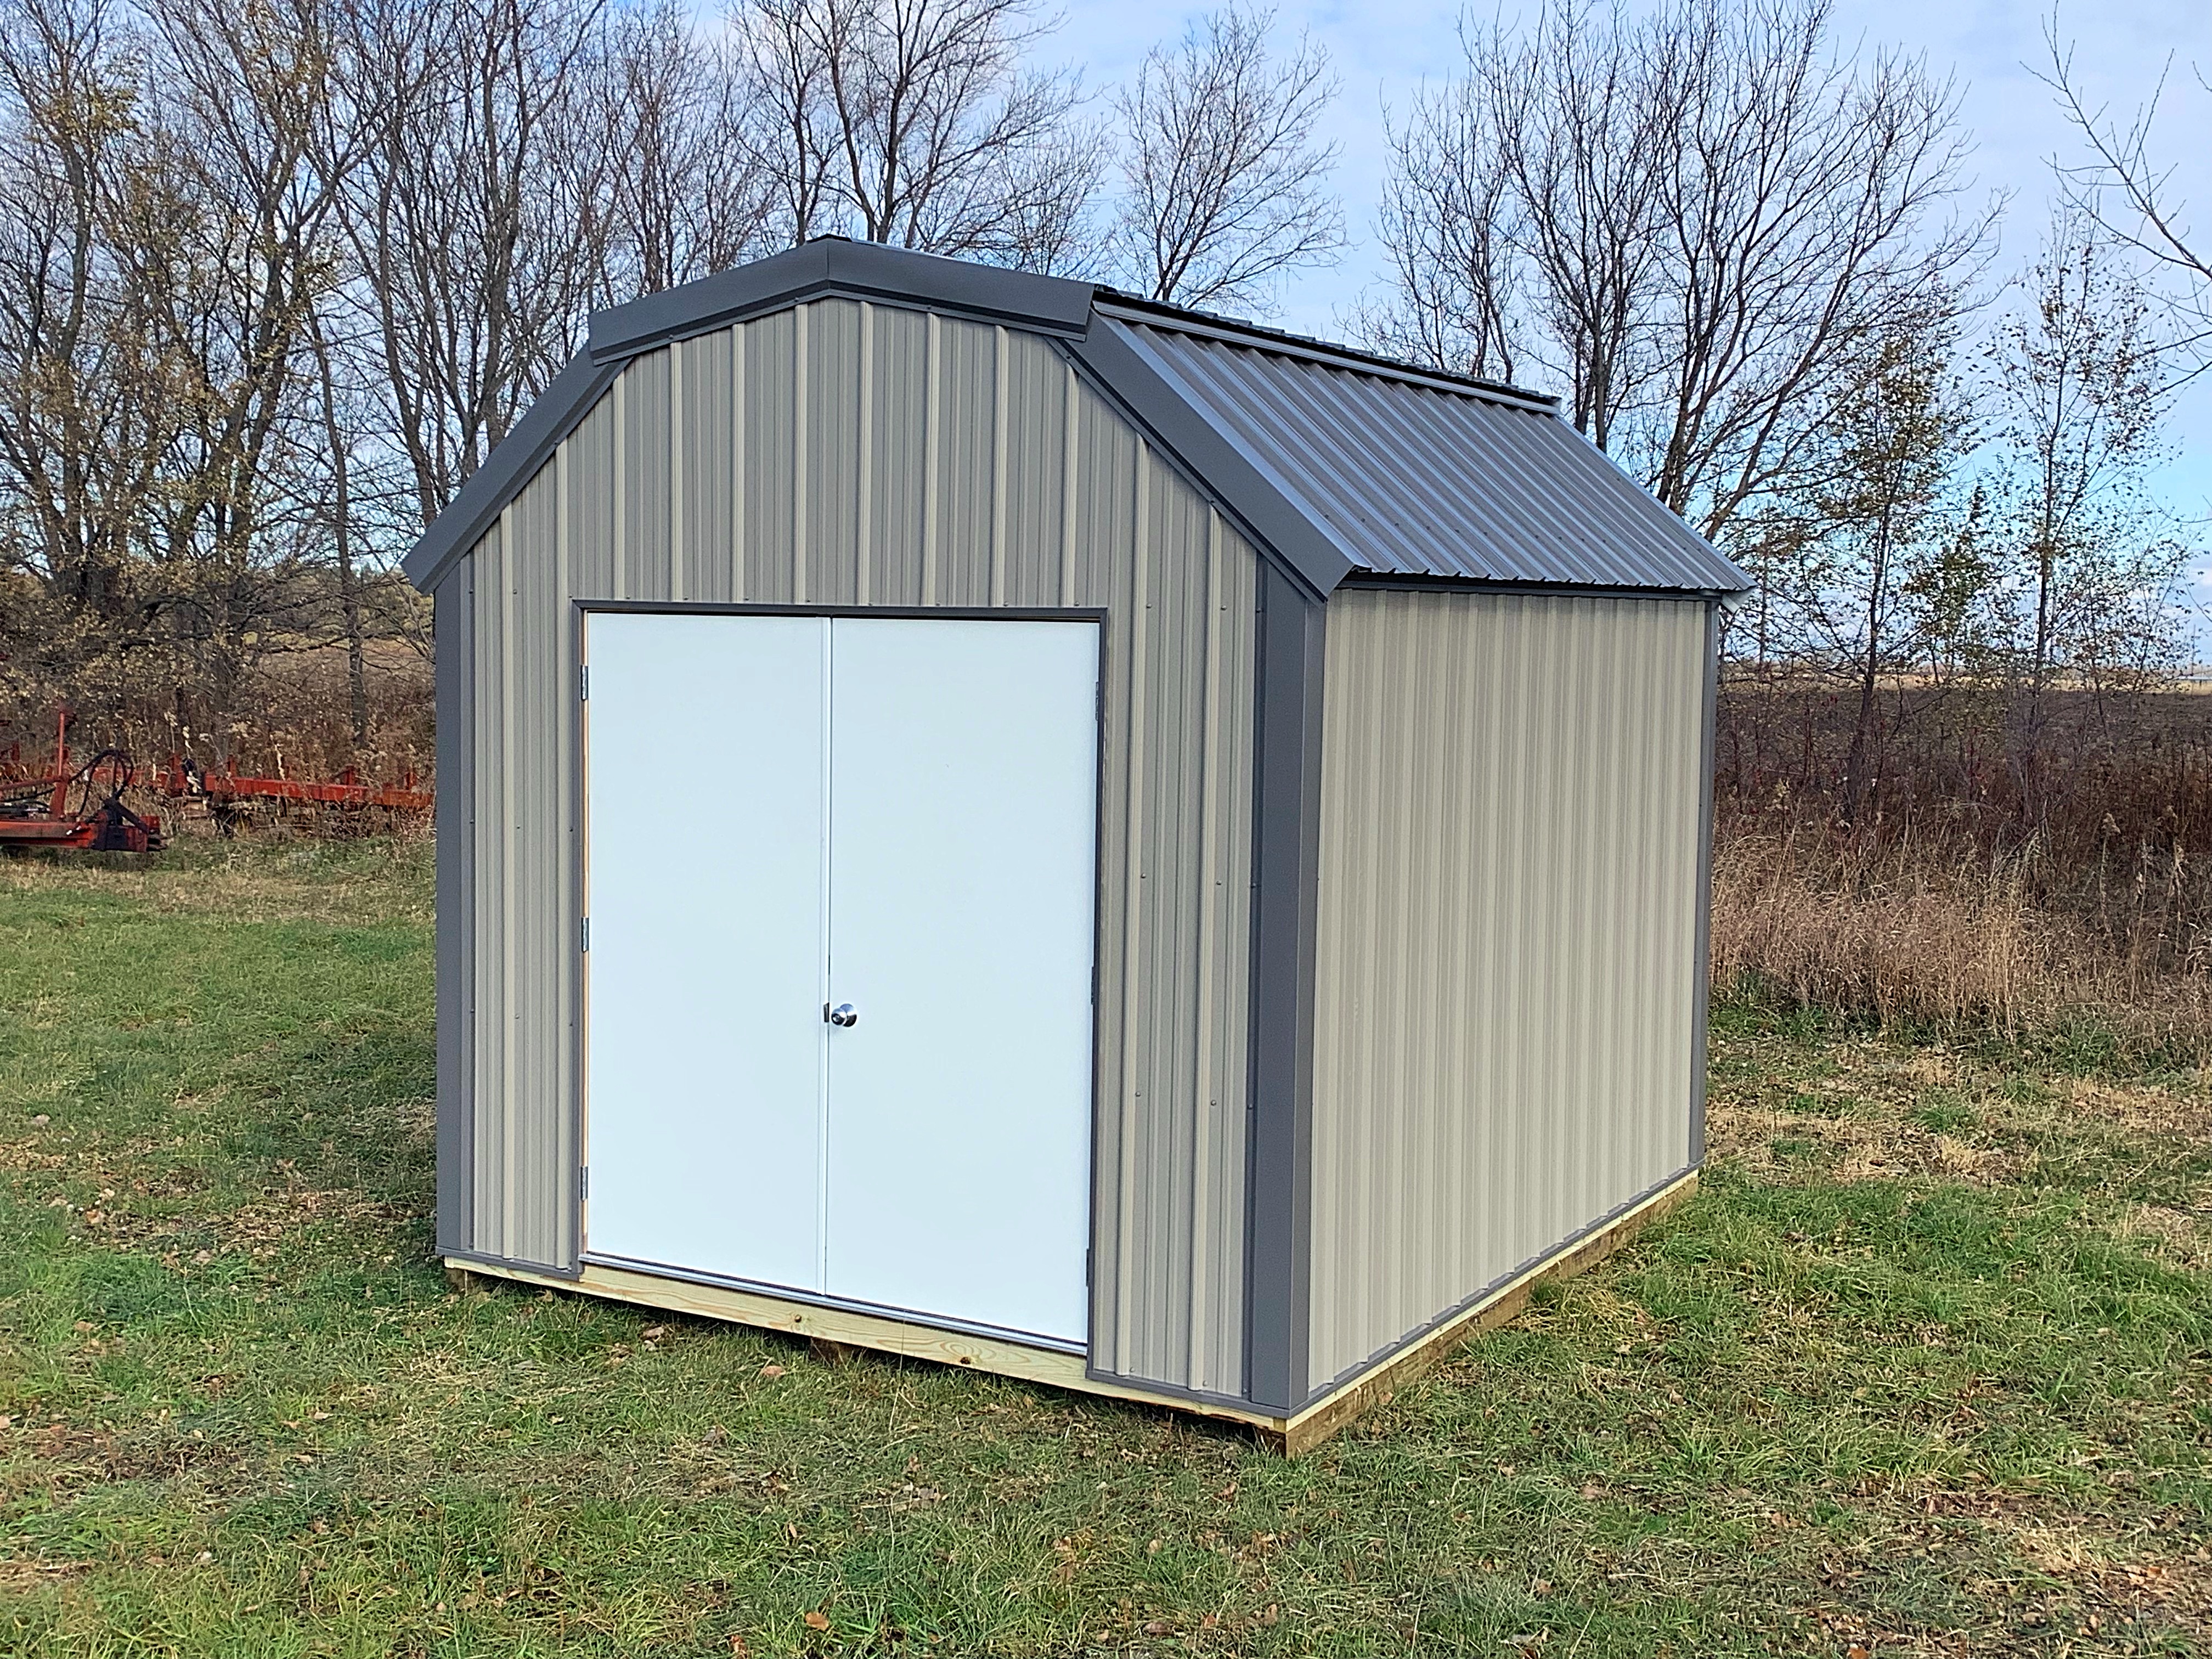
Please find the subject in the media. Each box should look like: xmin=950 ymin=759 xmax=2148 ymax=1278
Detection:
xmin=1335 ymin=571 xmax=1752 ymax=601
xmin=589 ymin=240 xmax=1096 ymax=362
xmin=400 ymin=346 xmax=618 ymax=592
xmin=1066 ymin=318 xmax=1360 ymax=600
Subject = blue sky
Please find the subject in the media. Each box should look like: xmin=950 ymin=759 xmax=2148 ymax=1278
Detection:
xmin=1051 ymin=0 xmax=2212 ymax=616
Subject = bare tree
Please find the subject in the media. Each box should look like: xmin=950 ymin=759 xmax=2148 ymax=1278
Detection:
xmin=121 ymin=0 xmax=405 ymax=760
xmin=0 ymin=0 xmax=175 ymax=673
xmin=596 ymin=1 xmax=775 ymax=300
xmin=1106 ymin=3 xmax=1342 ymax=312
xmin=1743 ymin=306 xmax=1977 ymax=817
xmin=2041 ymin=23 xmax=2211 ymax=378
xmin=1372 ymin=0 xmax=1992 ymax=545
xmin=1376 ymin=3 xmax=1666 ymax=432
xmin=1984 ymin=207 xmax=2184 ymax=790
xmin=341 ymin=0 xmax=614 ymax=531
xmin=734 ymin=0 xmax=1104 ymax=271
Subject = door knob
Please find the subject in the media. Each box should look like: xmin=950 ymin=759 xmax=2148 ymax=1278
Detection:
xmin=826 ymin=1002 xmax=858 ymax=1028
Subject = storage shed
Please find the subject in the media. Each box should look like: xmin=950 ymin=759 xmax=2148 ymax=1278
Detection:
xmin=403 ymin=239 xmax=1752 ymax=1451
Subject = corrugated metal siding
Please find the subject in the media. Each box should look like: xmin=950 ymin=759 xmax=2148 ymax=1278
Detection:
xmin=1307 ymin=589 xmax=1709 ymax=1392
xmin=452 ymin=298 xmax=1252 ymax=1395
xmin=1106 ymin=319 xmax=1749 ymax=594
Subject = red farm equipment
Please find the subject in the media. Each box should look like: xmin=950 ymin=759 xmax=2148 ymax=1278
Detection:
xmin=0 ymin=714 xmax=164 ymax=854
xmin=0 ymin=709 xmax=432 ymax=853
xmin=152 ymin=755 xmax=431 ymax=815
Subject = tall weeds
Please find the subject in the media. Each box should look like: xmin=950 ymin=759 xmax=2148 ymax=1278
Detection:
xmin=1713 ymin=681 xmax=2212 ymax=1056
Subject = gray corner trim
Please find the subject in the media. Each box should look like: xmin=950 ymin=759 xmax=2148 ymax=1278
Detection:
xmin=1689 ymin=602 xmax=1720 ymax=1165
xmin=443 ymin=1247 xmax=585 ymax=1284
xmin=433 ymin=567 xmax=477 ymax=1256
xmin=1242 ymin=563 xmax=1326 ymax=1412
xmin=588 ymin=239 xmax=1096 ymax=362
xmin=1066 ymin=319 xmax=1357 ymax=601
xmin=1300 ymin=1165 xmax=1700 ymax=1406
xmin=401 ymin=348 xmax=620 ymax=592
xmin=568 ymin=601 xmax=589 ymax=1273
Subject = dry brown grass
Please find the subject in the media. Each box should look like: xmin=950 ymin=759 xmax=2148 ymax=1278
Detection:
xmin=2 ymin=637 xmax=432 ymax=794
xmin=1711 ymin=815 xmax=2212 ymax=1051
xmin=1714 ymin=681 xmax=2212 ymax=1056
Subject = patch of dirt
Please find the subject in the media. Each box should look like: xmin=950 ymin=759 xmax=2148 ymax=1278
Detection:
xmin=3 ymin=1126 xmax=410 ymax=1259
xmin=0 ymin=1559 xmax=93 ymax=1594
xmin=1708 ymin=1034 xmax=2212 ymax=1193
xmin=0 ymin=1419 xmax=248 ymax=1501
xmin=101 ymin=1185 xmax=411 ymax=1256
xmin=2111 ymin=1204 xmax=2212 ymax=1268
xmin=1864 ymin=1486 xmax=2212 ymax=1646
xmin=1708 ymin=1105 xmax=2028 ymax=1187
xmin=2059 ymin=1078 xmax=2212 ymax=1144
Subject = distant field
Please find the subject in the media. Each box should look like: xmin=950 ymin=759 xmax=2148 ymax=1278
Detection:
xmin=2 ymin=841 xmax=2209 ymax=1655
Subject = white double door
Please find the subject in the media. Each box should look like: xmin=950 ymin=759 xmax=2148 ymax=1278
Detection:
xmin=582 ymin=612 xmax=1099 ymax=1345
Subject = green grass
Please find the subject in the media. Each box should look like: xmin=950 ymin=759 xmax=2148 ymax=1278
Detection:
xmin=3 ymin=839 xmax=2210 ymax=1656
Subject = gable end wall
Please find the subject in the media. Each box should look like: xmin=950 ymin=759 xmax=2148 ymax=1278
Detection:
xmin=443 ymin=297 xmax=1256 ymax=1397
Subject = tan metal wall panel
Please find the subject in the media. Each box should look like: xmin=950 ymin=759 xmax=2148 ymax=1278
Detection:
xmin=456 ymin=301 xmax=1252 ymax=1394
xmin=1307 ymin=589 xmax=1707 ymax=1391
xmin=675 ymin=328 xmax=735 ymax=605
xmin=865 ymin=304 xmax=929 ymax=606
xmin=742 ymin=309 xmax=797 ymax=603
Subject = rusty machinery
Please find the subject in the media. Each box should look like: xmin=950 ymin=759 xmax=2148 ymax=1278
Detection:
xmin=0 ymin=710 xmax=430 ymax=854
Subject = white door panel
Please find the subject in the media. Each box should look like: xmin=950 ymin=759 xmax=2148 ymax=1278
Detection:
xmin=823 ymin=617 xmax=1098 ymax=1342
xmin=583 ymin=612 xmax=828 ymax=1292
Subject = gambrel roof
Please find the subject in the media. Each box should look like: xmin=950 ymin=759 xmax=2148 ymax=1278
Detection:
xmin=402 ymin=239 xmax=1751 ymax=600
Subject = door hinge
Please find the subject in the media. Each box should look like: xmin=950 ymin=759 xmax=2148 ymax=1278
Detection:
xmin=1085 ymin=1247 xmax=1093 ymax=1286
xmin=580 ymin=916 xmax=590 ymax=952
xmin=580 ymin=1166 xmax=588 ymax=1200
xmin=579 ymin=665 xmax=588 ymax=701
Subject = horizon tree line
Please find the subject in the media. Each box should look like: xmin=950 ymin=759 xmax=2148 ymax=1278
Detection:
xmin=0 ymin=0 xmax=2199 ymax=806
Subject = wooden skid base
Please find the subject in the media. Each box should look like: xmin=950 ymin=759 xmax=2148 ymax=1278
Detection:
xmin=1274 ymin=1170 xmax=1698 ymax=1454
xmin=447 ymin=1169 xmax=1697 ymax=1454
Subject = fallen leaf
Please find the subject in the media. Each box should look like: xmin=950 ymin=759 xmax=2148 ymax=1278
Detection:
xmin=803 ymin=1610 xmax=830 ymax=1632
xmin=729 ymin=1636 xmax=750 ymax=1657
xmin=759 ymin=1364 xmax=786 ymax=1379
xmin=1143 ymin=1620 xmax=1172 ymax=1636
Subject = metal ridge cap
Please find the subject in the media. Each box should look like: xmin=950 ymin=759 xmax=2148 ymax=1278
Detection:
xmin=1091 ymin=298 xmax=1563 ymax=415
xmin=589 ymin=240 xmax=1098 ymax=362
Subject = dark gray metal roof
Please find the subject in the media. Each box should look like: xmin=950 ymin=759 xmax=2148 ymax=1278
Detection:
xmin=1092 ymin=311 xmax=1751 ymax=595
xmin=403 ymin=240 xmax=1750 ymax=597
